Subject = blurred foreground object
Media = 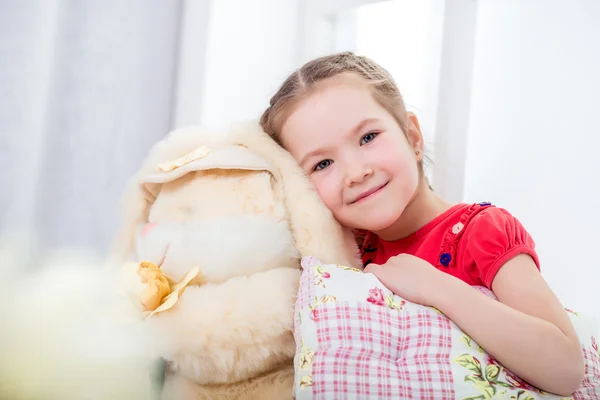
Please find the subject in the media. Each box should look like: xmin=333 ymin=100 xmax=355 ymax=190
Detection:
xmin=0 ymin=237 xmax=163 ymax=400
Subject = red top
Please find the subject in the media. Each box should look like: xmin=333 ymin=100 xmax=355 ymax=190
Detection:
xmin=360 ymin=203 xmax=540 ymax=289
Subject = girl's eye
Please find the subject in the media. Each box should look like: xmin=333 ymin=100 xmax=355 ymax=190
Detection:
xmin=360 ymin=132 xmax=379 ymax=145
xmin=313 ymin=159 xmax=332 ymax=172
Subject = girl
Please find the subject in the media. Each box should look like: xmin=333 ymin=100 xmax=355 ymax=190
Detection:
xmin=259 ymin=51 xmax=584 ymax=396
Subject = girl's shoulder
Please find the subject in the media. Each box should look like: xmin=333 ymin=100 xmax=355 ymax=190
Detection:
xmin=461 ymin=202 xmax=532 ymax=240
xmin=444 ymin=201 xmax=536 ymax=258
xmin=456 ymin=202 xmax=539 ymax=287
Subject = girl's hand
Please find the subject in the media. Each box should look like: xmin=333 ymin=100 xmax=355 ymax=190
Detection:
xmin=363 ymin=254 xmax=447 ymax=306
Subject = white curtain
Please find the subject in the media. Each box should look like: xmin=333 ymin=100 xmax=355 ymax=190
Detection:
xmin=0 ymin=0 xmax=182 ymax=262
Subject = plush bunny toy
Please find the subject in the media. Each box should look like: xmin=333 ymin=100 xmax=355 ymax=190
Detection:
xmin=111 ymin=123 xmax=360 ymax=400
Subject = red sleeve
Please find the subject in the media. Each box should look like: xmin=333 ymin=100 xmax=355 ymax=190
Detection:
xmin=463 ymin=207 xmax=540 ymax=288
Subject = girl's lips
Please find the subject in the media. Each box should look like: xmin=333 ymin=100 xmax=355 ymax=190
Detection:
xmin=351 ymin=182 xmax=388 ymax=204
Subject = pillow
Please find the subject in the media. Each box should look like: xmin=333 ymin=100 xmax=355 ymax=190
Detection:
xmin=293 ymin=256 xmax=600 ymax=400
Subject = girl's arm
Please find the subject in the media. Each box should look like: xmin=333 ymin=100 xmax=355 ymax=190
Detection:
xmin=429 ymin=254 xmax=584 ymax=396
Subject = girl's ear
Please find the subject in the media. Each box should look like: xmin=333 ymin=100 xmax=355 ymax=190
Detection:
xmin=406 ymin=111 xmax=424 ymax=159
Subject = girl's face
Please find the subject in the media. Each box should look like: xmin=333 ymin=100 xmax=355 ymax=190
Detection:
xmin=280 ymin=74 xmax=422 ymax=233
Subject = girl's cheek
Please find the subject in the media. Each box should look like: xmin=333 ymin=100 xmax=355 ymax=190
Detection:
xmin=313 ymin=174 xmax=338 ymax=205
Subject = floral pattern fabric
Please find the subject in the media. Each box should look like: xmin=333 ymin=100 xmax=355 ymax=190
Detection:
xmin=293 ymin=257 xmax=600 ymax=400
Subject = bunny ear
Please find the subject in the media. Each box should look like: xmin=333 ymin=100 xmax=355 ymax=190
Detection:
xmin=140 ymin=142 xmax=276 ymax=199
xmin=231 ymin=123 xmax=362 ymax=268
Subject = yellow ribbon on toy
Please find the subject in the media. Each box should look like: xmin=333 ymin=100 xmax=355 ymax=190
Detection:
xmin=121 ymin=260 xmax=203 ymax=319
xmin=145 ymin=266 xmax=201 ymax=319
xmin=157 ymin=146 xmax=211 ymax=172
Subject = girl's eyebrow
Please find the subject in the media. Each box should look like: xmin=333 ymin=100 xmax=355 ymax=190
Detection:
xmin=299 ymin=148 xmax=327 ymax=168
xmin=349 ymin=117 xmax=380 ymax=138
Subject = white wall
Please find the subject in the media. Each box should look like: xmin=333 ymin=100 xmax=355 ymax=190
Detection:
xmin=196 ymin=0 xmax=300 ymax=130
xmin=464 ymin=0 xmax=600 ymax=318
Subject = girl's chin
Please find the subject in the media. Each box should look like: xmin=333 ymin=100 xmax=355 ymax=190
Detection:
xmin=356 ymin=215 xmax=403 ymax=235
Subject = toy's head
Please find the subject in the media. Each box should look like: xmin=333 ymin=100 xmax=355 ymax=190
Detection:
xmin=111 ymin=123 xmax=360 ymax=283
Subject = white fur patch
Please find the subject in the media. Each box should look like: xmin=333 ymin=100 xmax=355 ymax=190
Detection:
xmin=144 ymin=216 xmax=299 ymax=283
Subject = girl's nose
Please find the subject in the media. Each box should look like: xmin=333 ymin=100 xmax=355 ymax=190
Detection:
xmin=344 ymin=163 xmax=374 ymax=186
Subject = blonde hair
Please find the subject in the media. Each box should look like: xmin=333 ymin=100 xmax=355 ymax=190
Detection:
xmin=260 ymin=51 xmax=410 ymax=146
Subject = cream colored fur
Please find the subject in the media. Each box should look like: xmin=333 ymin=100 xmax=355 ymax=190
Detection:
xmin=111 ymin=123 xmax=360 ymax=399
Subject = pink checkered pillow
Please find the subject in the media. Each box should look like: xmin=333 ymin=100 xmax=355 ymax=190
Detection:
xmin=293 ymin=257 xmax=600 ymax=400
